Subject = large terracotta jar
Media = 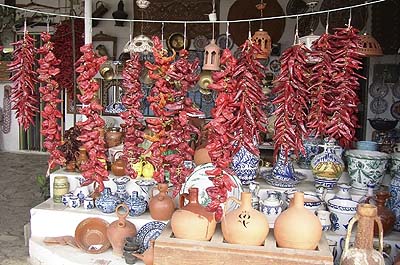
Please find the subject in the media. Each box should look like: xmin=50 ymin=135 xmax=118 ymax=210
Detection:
xmin=148 ymin=183 xmax=175 ymax=221
xmin=274 ymin=192 xmax=322 ymax=250
xmin=221 ymin=192 xmax=269 ymax=246
xmin=171 ymin=187 xmax=216 ymax=240
xmin=374 ymin=191 xmax=396 ymax=236
xmin=341 ymin=204 xmax=385 ymax=265
xmin=107 ymin=204 xmax=137 ymax=256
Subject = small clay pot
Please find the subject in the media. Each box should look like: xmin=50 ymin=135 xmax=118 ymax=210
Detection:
xmin=106 ymin=127 xmax=123 ymax=148
xmin=111 ymin=158 xmax=126 ymax=177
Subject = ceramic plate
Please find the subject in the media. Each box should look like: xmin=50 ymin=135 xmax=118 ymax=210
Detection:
xmin=136 ymin=221 xmax=166 ymax=253
xmin=392 ymin=80 xmax=400 ymax=99
xmin=269 ymin=59 xmax=281 ymax=73
xmin=370 ymin=97 xmax=388 ymax=114
xmin=369 ymin=80 xmax=389 ymax=98
xmin=216 ymin=34 xmax=234 ymax=50
xmin=391 ymin=100 xmax=400 ymax=119
xmin=193 ymin=35 xmax=210 ymax=51
xmin=259 ymin=168 xmax=305 ymax=188
xmin=181 ymin=163 xmax=243 ymax=212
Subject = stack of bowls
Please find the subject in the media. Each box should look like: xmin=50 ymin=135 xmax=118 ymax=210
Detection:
xmin=355 ymin=141 xmax=378 ymax=151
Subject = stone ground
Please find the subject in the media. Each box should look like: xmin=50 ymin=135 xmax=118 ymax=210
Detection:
xmin=0 ymin=152 xmax=49 ymax=265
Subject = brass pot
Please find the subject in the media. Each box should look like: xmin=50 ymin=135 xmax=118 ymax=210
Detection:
xmin=198 ymin=70 xmax=212 ymax=90
xmin=99 ymin=63 xmax=114 ymax=81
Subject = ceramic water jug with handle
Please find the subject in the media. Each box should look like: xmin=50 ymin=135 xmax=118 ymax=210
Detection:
xmin=148 ymin=183 xmax=175 ymax=221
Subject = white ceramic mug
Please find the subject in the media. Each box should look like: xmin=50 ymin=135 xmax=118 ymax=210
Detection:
xmin=83 ymin=197 xmax=94 ymax=210
xmin=68 ymin=195 xmax=81 ymax=208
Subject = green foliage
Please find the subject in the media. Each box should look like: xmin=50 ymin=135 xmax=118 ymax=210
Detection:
xmin=36 ymin=175 xmax=50 ymax=200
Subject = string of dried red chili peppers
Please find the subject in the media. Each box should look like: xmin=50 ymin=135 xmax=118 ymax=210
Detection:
xmin=8 ymin=31 xmax=38 ymax=131
xmin=37 ymin=32 xmax=65 ymax=173
xmin=205 ymin=40 xmax=268 ymax=220
xmin=120 ymin=53 xmax=146 ymax=178
xmin=75 ymin=44 xmax=108 ymax=192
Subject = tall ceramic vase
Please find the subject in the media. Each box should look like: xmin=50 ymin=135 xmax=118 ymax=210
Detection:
xmin=231 ymin=146 xmax=260 ymax=185
xmin=274 ymin=192 xmax=322 ymax=250
xmin=388 ymin=173 xmax=400 ymax=232
xmin=340 ymin=204 xmax=385 ymax=265
xmin=148 ymin=183 xmax=175 ymax=221
xmin=171 ymin=187 xmax=216 ymax=240
xmin=221 ymin=192 xmax=269 ymax=246
xmin=107 ymin=204 xmax=137 ymax=256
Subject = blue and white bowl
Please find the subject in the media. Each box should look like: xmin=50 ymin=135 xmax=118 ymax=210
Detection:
xmin=327 ymin=197 xmax=358 ymax=235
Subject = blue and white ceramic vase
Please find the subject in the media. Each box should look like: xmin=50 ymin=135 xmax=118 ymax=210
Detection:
xmin=298 ymin=136 xmax=322 ymax=169
xmin=125 ymin=191 xmax=147 ymax=217
xmin=231 ymin=146 xmax=260 ymax=185
xmin=311 ymin=138 xmax=345 ymax=190
xmin=95 ymin=187 xmax=119 ymax=214
xmin=388 ymin=173 xmax=400 ymax=231
xmin=271 ymin=149 xmax=295 ymax=181
xmin=113 ymin=176 xmax=130 ymax=203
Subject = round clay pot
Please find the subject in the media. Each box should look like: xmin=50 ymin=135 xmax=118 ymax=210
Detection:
xmin=374 ymin=191 xmax=396 ymax=236
xmin=171 ymin=187 xmax=216 ymax=240
xmin=274 ymin=192 xmax=322 ymax=250
xmin=112 ymin=158 xmax=126 ymax=177
xmin=221 ymin=192 xmax=269 ymax=246
xmin=193 ymin=147 xmax=211 ymax=166
xmin=148 ymin=183 xmax=175 ymax=221
xmin=106 ymin=127 xmax=123 ymax=148
xmin=75 ymin=147 xmax=88 ymax=172
xmin=107 ymin=204 xmax=137 ymax=256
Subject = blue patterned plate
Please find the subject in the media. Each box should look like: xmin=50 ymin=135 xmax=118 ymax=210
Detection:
xmin=136 ymin=221 xmax=166 ymax=253
xmin=259 ymin=168 xmax=305 ymax=188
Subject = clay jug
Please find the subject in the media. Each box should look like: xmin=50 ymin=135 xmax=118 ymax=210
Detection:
xmin=374 ymin=191 xmax=396 ymax=236
xmin=171 ymin=187 xmax=216 ymax=240
xmin=112 ymin=158 xmax=126 ymax=177
xmin=341 ymin=204 xmax=385 ymax=265
xmin=75 ymin=147 xmax=88 ymax=172
xmin=148 ymin=183 xmax=175 ymax=221
xmin=274 ymin=192 xmax=322 ymax=250
xmin=107 ymin=204 xmax=137 ymax=256
xmin=106 ymin=127 xmax=123 ymax=148
xmin=132 ymin=239 xmax=154 ymax=265
xmin=221 ymin=192 xmax=269 ymax=246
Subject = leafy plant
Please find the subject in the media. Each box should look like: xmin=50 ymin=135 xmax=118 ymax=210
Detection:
xmin=36 ymin=175 xmax=50 ymax=200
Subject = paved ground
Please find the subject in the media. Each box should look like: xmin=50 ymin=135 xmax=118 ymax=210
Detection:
xmin=0 ymin=152 xmax=49 ymax=265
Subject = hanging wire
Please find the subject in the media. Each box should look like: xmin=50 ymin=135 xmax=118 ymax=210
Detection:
xmin=347 ymin=8 xmax=352 ymax=28
xmin=129 ymin=21 xmax=133 ymax=42
xmin=183 ymin=22 xmax=187 ymax=50
xmin=226 ymin=21 xmax=229 ymax=49
xmin=212 ymin=0 xmax=216 ymax=13
xmin=23 ymin=16 xmax=27 ymax=39
xmin=46 ymin=15 xmax=50 ymax=33
xmin=293 ymin=16 xmax=299 ymax=45
xmin=161 ymin=22 xmax=165 ymax=48
xmin=212 ymin=22 xmax=215 ymax=40
xmin=248 ymin=21 xmax=252 ymax=40
xmin=0 ymin=0 xmax=387 ymax=24
xmin=325 ymin=11 xmax=330 ymax=34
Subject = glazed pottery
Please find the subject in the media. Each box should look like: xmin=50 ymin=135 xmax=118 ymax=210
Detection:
xmin=340 ymin=204 xmax=385 ymax=265
xmin=335 ymin=183 xmax=352 ymax=200
xmin=327 ymin=187 xmax=358 ymax=235
xmin=259 ymin=191 xmax=284 ymax=228
xmin=388 ymin=173 xmax=400 ymax=231
xmin=358 ymin=182 xmax=376 ymax=205
xmin=274 ymin=192 xmax=322 ymax=250
xmin=75 ymin=147 xmax=88 ymax=172
xmin=193 ymin=147 xmax=211 ymax=166
xmin=68 ymin=195 xmax=81 ymax=208
xmin=75 ymin=217 xmax=111 ymax=254
xmin=61 ymin=193 xmax=72 ymax=206
xmin=374 ymin=191 xmax=396 ymax=236
xmin=231 ymin=146 xmax=260 ymax=184
xmin=113 ymin=176 xmax=130 ymax=203
xmin=132 ymin=239 xmax=155 ymax=265
xmin=107 ymin=204 xmax=137 ymax=256
xmin=83 ymin=197 xmax=95 ymax=210
xmin=271 ymin=149 xmax=295 ymax=181
xmin=149 ymin=183 xmax=175 ymax=221
xmin=95 ymin=187 xmax=119 ymax=214
xmin=284 ymin=190 xmax=324 ymax=212
xmin=298 ymin=136 xmax=322 ymax=169
xmin=221 ymin=192 xmax=269 ymax=246
xmin=106 ymin=127 xmax=123 ymax=148
xmin=311 ymin=139 xmax=345 ymax=190
xmin=171 ymin=187 xmax=216 ymax=240
xmin=73 ymin=186 xmax=90 ymax=203
xmin=136 ymin=221 xmax=166 ymax=253
xmin=390 ymin=153 xmax=400 ymax=177
xmin=135 ymin=179 xmax=157 ymax=205
xmin=53 ymin=176 xmax=70 ymax=203
xmin=356 ymin=140 xmax=378 ymax=151
xmin=112 ymin=158 xmax=126 ymax=177
xmin=346 ymin=149 xmax=390 ymax=193
xmin=315 ymin=210 xmax=332 ymax=231
xmin=125 ymin=191 xmax=147 ymax=217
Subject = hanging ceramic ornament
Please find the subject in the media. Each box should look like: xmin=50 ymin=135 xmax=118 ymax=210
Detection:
xmin=251 ymin=1 xmax=272 ymax=59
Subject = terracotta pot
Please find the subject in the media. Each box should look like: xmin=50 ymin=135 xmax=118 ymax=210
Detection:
xmin=106 ymin=127 xmax=123 ymax=148
xmin=107 ymin=203 xmax=137 ymax=256
xmin=193 ymin=147 xmax=211 ymax=166
xmin=221 ymin=192 xmax=269 ymax=246
xmin=65 ymin=161 xmax=76 ymax=172
xmin=274 ymin=192 xmax=322 ymax=250
xmin=111 ymin=158 xmax=126 ymax=177
xmin=341 ymin=204 xmax=385 ymax=265
xmin=132 ymin=239 xmax=155 ymax=265
xmin=374 ymin=191 xmax=396 ymax=236
xmin=171 ymin=187 xmax=216 ymax=240
xmin=148 ymin=183 xmax=175 ymax=221
xmin=75 ymin=147 xmax=88 ymax=172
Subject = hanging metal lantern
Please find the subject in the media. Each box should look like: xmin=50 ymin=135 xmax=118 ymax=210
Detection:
xmin=203 ymin=39 xmax=220 ymax=71
xmin=252 ymin=29 xmax=272 ymax=59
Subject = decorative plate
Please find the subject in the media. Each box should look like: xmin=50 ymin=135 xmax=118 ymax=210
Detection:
xmin=136 ymin=221 xmax=166 ymax=253
xmin=193 ymin=35 xmax=210 ymax=51
xmin=370 ymin=97 xmax=388 ymax=114
xmin=392 ymin=79 xmax=400 ymax=99
xmin=286 ymin=0 xmax=308 ymax=18
xmin=181 ymin=163 xmax=243 ymax=212
xmin=216 ymin=34 xmax=234 ymax=50
xmin=391 ymin=101 xmax=400 ymax=119
xmin=259 ymin=168 xmax=305 ymax=188
xmin=167 ymin=32 xmax=190 ymax=51
xmin=369 ymin=80 xmax=389 ymax=98
xmin=74 ymin=218 xmax=111 ymax=254
xmin=269 ymin=59 xmax=281 ymax=73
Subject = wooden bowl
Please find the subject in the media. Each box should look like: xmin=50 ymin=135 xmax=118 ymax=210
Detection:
xmin=74 ymin=217 xmax=111 ymax=254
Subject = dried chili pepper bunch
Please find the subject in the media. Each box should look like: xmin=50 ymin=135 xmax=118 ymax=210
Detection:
xmin=205 ymin=40 xmax=268 ymax=220
xmin=75 ymin=44 xmax=108 ymax=192
xmin=144 ymin=36 xmax=203 ymax=196
xmin=58 ymin=125 xmax=81 ymax=164
xmin=120 ymin=53 xmax=146 ymax=178
xmin=272 ymin=43 xmax=311 ymax=160
xmin=52 ymin=19 xmax=84 ymax=98
xmin=37 ymin=32 xmax=65 ymax=172
xmin=308 ymin=27 xmax=364 ymax=148
xmin=8 ymin=31 xmax=38 ymax=130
